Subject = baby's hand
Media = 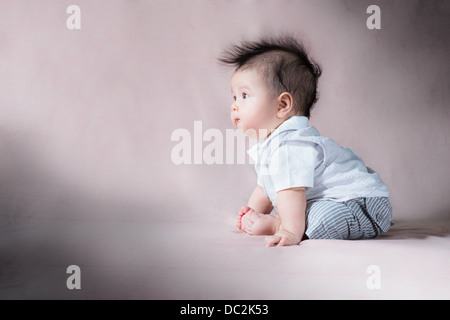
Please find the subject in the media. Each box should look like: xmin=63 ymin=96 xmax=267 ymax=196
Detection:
xmin=265 ymin=229 xmax=302 ymax=247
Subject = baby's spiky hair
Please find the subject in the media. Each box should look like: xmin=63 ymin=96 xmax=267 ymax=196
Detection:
xmin=219 ymin=36 xmax=322 ymax=118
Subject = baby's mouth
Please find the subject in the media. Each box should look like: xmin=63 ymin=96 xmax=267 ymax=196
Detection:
xmin=234 ymin=118 xmax=240 ymax=128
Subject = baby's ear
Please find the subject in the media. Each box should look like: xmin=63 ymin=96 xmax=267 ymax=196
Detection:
xmin=276 ymin=92 xmax=294 ymax=118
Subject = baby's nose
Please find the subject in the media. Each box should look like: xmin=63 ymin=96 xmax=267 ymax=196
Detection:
xmin=231 ymin=103 xmax=239 ymax=112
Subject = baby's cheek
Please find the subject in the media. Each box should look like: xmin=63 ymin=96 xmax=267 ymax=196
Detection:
xmin=247 ymin=111 xmax=268 ymax=129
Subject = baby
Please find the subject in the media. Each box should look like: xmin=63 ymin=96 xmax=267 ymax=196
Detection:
xmin=219 ymin=36 xmax=392 ymax=247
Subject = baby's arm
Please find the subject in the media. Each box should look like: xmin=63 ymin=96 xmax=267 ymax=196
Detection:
xmin=265 ymin=187 xmax=306 ymax=247
xmin=247 ymin=185 xmax=273 ymax=214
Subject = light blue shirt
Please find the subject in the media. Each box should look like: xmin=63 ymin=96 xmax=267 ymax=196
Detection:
xmin=247 ymin=116 xmax=389 ymax=209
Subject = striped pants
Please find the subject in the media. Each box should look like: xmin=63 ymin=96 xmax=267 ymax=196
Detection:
xmin=304 ymin=197 xmax=392 ymax=240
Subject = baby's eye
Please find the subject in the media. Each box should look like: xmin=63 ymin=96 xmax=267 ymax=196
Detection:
xmin=242 ymin=93 xmax=249 ymax=99
xmin=233 ymin=96 xmax=236 ymax=101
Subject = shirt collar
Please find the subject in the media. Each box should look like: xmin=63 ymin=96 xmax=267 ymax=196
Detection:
xmin=247 ymin=116 xmax=309 ymax=161
xmin=271 ymin=116 xmax=309 ymax=137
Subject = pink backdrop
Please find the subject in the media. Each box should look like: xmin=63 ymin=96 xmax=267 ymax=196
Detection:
xmin=1 ymin=0 xmax=449 ymax=222
xmin=0 ymin=0 xmax=449 ymax=299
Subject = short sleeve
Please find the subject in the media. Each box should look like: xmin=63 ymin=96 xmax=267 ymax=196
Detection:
xmin=268 ymin=140 xmax=320 ymax=192
xmin=256 ymin=171 xmax=263 ymax=187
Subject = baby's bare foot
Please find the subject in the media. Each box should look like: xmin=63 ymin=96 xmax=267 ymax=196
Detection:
xmin=239 ymin=209 xmax=280 ymax=236
xmin=236 ymin=206 xmax=251 ymax=230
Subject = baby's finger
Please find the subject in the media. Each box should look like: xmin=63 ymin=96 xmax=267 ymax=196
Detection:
xmin=265 ymin=235 xmax=281 ymax=247
xmin=277 ymin=237 xmax=287 ymax=247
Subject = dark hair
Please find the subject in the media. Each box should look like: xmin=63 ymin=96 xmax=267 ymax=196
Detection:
xmin=219 ymin=36 xmax=322 ymax=118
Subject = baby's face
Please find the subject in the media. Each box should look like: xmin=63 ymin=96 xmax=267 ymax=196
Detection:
xmin=230 ymin=69 xmax=278 ymax=139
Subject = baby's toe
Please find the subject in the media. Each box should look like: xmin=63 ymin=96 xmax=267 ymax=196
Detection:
xmin=236 ymin=214 xmax=243 ymax=230
xmin=241 ymin=206 xmax=251 ymax=213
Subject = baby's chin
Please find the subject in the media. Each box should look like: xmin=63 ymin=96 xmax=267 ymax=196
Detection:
xmin=232 ymin=121 xmax=269 ymax=140
xmin=240 ymin=127 xmax=268 ymax=141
